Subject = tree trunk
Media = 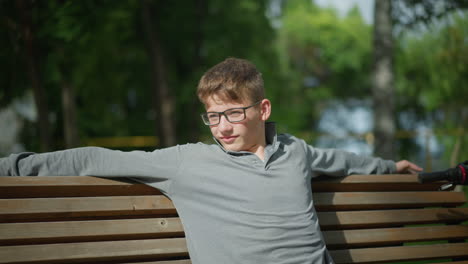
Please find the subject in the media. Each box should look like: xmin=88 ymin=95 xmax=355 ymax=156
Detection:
xmin=372 ymin=0 xmax=395 ymax=159
xmin=16 ymin=0 xmax=52 ymax=152
xmin=59 ymin=64 xmax=79 ymax=148
xmin=141 ymin=0 xmax=177 ymax=147
xmin=187 ymin=0 xmax=206 ymax=142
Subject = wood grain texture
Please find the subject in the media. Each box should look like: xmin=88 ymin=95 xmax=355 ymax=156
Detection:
xmin=0 ymin=218 xmax=184 ymax=246
xmin=2 ymin=192 xmax=465 ymax=222
xmin=314 ymin=191 xmax=466 ymax=211
xmin=323 ymin=225 xmax=468 ymax=248
xmin=318 ymin=208 xmax=468 ymax=229
xmin=0 ymin=238 xmax=188 ymax=264
xmin=0 ymin=175 xmax=446 ymax=198
xmin=330 ymin=243 xmax=468 ymax=263
xmin=1 ymin=196 xmax=176 ymax=222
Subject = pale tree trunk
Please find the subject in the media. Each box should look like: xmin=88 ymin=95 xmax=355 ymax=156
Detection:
xmin=372 ymin=0 xmax=395 ymax=159
xmin=17 ymin=0 xmax=52 ymax=152
xmin=141 ymin=0 xmax=177 ymax=147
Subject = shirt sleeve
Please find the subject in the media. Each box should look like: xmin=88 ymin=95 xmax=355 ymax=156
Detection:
xmin=305 ymin=144 xmax=397 ymax=177
xmin=0 ymin=146 xmax=183 ymax=195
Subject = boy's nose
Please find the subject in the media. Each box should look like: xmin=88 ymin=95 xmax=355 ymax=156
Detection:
xmin=217 ymin=115 xmax=233 ymax=132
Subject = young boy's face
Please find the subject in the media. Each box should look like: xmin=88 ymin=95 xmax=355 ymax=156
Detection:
xmin=204 ymin=95 xmax=270 ymax=153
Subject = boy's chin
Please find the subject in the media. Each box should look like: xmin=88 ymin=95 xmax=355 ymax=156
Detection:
xmin=222 ymin=143 xmax=244 ymax=152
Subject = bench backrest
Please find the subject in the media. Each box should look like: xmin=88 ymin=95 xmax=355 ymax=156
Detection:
xmin=1 ymin=175 xmax=467 ymax=264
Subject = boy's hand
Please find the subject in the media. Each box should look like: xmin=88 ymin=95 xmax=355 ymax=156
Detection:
xmin=395 ymin=160 xmax=423 ymax=174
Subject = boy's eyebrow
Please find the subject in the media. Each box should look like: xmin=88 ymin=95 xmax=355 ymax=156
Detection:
xmin=206 ymin=106 xmax=245 ymax=113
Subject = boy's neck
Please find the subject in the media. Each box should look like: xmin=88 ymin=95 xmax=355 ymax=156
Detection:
xmin=254 ymin=146 xmax=266 ymax=161
xmin=247 ymin=137 xmax=267 ymax=161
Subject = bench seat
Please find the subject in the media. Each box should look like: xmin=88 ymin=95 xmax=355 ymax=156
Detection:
xmin=1 ymin=175 xmax=467 ymax=263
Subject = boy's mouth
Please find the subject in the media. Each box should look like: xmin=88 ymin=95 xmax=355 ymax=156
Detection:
xmin=220 ymin=136 xmax=238 ymax=144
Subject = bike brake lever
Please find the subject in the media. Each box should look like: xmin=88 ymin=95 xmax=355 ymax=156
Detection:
xmin=439 ymin=182 xmax=454 ymax=191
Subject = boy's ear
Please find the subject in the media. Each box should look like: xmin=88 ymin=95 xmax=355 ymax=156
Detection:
xmin=260 ymin=99 xmax=271 ymax=121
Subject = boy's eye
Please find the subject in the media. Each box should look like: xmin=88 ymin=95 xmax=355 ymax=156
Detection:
xmin=226 ymin=110 xmax=243 ymax=117
xmin=207 ymin=113 xmax=219 ymax=119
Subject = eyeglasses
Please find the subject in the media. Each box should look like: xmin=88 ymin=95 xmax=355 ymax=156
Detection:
xmin=201 ymin=101 xmax=261 ymax=126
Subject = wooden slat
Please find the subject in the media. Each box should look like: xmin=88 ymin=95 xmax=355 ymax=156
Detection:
xmin=330 ymin=242 xmax=468 ymax=263
xmin=313 ymin=191 xmax=466 ymax=211
xmin=119 ymin=261 xmax=191 ymax=264
xmin=0 ymin=175 xmax=445 ymax=198
xmin=2 ymin=192 xmax=465 ymax=222
xmin=3 ymin=215 xmax=467 ymax=248
xmin=0 ymin=176 xmax=160 ymax=198
xmin=0 ymin=196 xmax=176 ymax=222
xmin=323 ymin=225 xmax=468 ymax=249
xmin=313 ymin=174 xmax=445 ymax=192
xmin=0 ymin=238 xmax=188 ymax=264
xmin=318 ymin=208 xmax=468 ymax=229
xmin=0 ymin=218 xmax=184 ymax=246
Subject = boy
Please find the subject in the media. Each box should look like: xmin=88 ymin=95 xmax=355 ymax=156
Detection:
xmin=0 ymin=58 xmax=421 ymax=264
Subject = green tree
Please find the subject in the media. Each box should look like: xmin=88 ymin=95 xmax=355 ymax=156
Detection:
xmin=13 ymin=0 xmax=52 ymax=151
xmin=276 ymin=0 xmax=372 ymax=134
xmin=396 ymin=11 xmax=468 ymax=165
xmin=1 ymin=0 xmax=280 ymax=151
xmin=141 ymin=0 xmax=176 ymax=147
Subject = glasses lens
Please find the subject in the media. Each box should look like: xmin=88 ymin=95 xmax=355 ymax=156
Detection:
xmin=202 ymin=113 xmax=220 ymax=125
xmin=225 ymin=109 xmax=245 ymax=122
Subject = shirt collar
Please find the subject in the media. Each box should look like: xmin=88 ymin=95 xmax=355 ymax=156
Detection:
xmin=265 ymin=122 xmax=277 ymax=146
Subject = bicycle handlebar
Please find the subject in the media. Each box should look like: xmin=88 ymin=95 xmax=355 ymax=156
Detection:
xmin=418 ymin=161 xmax=467 ymax=186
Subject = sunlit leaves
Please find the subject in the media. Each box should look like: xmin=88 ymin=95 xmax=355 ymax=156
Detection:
xmin=396 ymin=12 xmax=468 ymax=111
xmin=273 ymin=0 xmax=372 ymax=132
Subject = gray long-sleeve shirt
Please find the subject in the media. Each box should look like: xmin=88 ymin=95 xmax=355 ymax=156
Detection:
xmin=0 ymin=123 xmax=396 ymax=264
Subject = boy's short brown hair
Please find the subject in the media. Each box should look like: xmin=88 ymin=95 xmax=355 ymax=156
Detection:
xmin=197 ymin=57 xmax=264 ymax=105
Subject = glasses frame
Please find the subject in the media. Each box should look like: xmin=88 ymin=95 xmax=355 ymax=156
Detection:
xmin=201 ymin=101 xmax=261 ymax=126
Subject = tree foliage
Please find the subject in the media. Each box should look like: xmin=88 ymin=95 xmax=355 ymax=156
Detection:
xmin=1 ymin=0 xmax=279 ymax=151
xmin=396 ymin=13 xmax=468 ymax=111
xmin=0 ymin=0 xmax=466 ymax=168
xmin=392 ymin=0 xmax=468 ymax=30
xmin=395 ymin=11 xmax=468 ymax=164
xmin=275 ymin=0 xmax=372 ymax=132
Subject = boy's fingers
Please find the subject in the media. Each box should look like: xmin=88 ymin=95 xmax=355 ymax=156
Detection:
xmin=396 ymin=160 xmax=423 ymax=174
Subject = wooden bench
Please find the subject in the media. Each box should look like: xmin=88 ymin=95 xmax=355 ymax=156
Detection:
xmin=1 ymin=175 xmax=467 ymax=264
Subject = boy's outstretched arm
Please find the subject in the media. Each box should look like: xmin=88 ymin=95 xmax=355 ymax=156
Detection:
xmin=0 ymin=146 xmax=183 ymax=195
xmin=395 ymin=160 xmax=423 ymax=174
xmin=0 ymin=146 xmax=180 ymax=180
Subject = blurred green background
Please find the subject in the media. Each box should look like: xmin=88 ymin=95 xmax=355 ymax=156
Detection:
xmin=0 ymin=0 xmax=467 ymax=172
